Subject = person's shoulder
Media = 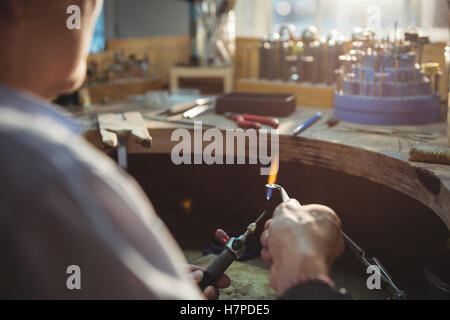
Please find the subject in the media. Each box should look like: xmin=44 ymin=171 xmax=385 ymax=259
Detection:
xmin=0 ymin=108 xmax=110 ymax=193
xmin=0 ymin=107 xmax=156 ymax=224
xmin=0 ymin=107 xmax=88 ymax=166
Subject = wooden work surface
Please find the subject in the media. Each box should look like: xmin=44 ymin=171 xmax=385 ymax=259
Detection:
xmin=83 ymin=104 xmax=450 ymax=230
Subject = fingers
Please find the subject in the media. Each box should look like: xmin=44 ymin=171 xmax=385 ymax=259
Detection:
xmin=203 ymin=286 xmax=220 ymax=300
xmin=189 ymin=265 xmax=230 ymax=288
xmin=260 ymin=227 xmax=273 ymax=265
xmin=273 ymin=199 xmax=301 ymax=218
xmin=260 ymin=229 xmax=269 ymax=248
xmin=214 ymin=273 xmax=231 ymax=289
xmin=189 ymin=269 xmax=204 ymax=282
xmin=188 ymin=264 xmax=206 ymax=273
xmin=260 ymin=247 xmax=273 ymax=265
xmin=301 ymin=204 xmax=342 ymax=226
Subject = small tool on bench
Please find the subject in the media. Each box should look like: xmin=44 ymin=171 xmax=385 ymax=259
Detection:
xmin=224 ymin=112 xmax=280 ymax=129
xmin=143 ymin=115 xmax=216 ymax=128
xmin=292 ymin=112 xmax=322 ymax=135
xmin=183 ymin=104 xmax=215 ymax=119
xmin=157 ymin=98 xmax=212 ymax=116
xmin=342 ymin=233 xmax=407 ymax=300
xmin=325 ymin=116 xmax=340 ymax=128
xmin=266 ymin=183 xmax=407 ymax=300
xmin=409 ymin=144 xmax=450 ymax=165
xmin=97 ymin=112 xmax=152 ymax=171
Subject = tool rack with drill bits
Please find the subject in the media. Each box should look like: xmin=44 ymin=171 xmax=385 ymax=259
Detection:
xmin=334 ymin=29 xmax=442 ymax=125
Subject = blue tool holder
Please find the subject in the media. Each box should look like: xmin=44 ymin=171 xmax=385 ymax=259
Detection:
xmin=334 ymin=53 xmax=441 ymax=125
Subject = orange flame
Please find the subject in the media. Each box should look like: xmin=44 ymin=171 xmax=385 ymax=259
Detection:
xmin=267 ymin=155 xmax=279 ymax=185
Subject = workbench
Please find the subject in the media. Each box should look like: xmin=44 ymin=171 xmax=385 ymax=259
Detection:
xmin=80 ymin=103 xmax=450 ymax=299
xmin=84 ymin=105 xmax=450 ymax=232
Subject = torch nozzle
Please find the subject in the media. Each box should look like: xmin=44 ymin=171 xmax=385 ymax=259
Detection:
xmin=265 ymin=184 xmax=291 ymax=202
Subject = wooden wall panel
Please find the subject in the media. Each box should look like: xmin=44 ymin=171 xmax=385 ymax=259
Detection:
xmin=106 ymin=36 xmax=190 ymax=84
xmin=235 ymin=37 xmax=260 ymax=80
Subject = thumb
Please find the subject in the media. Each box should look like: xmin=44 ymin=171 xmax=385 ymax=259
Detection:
xmin=190 ymin=270 xmax=204 ymax=282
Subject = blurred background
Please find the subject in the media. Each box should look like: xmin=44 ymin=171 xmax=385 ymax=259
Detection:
xmin=90 ymin=0 xmax=449 ymax=51
xmin=71 ymin=0 xmax=447 ymax=107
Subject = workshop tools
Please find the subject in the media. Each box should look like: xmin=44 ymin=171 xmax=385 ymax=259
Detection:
xmin=423 ymin=63 xmax=442 ymax=95
xmin=198 ymin=209 xmax=268 ymax=290
xmin=335 ymin=69 xmax=344 ymax=94
xmin=394 ymin=56 xmax=399 ymax=96
xmin=183 ymin=104 xmax=215 ymax=119
xmin=258 ymin=25 xmax=344 ymax=85
xmin=292 ymin=112 xmax=323 ymax=136
xmin=157 ymin=98 xmax=212 ymax=116
xmin=409 ymin=144 xmax=450 ymax=166
xmin=366 ymin=75 xmax=370 ymax=96
xmin=198 ymin=157 xmax=279 ymax=290
xmin=346 ymin=72 xmax=356 ymax=94
xmin=342 ymin=234 xmax=407 ymax=300
xmin=216 ymin=92 xmax=296 ymax=117
xmin=143 ymin=115 xmax=216 ymax=128
xmin=265 ymin=184 xmax=407 ymax=300
xmin=334 ymin=28 xmax=441 ymax=125
xmin=375 ymin=71 xmax=389 ymax=97
xmin=116 ymin=132 xmax=128 ymax=170
xmin=225 ymin=112 xmax=280 ymax=129
xmin=359 ymin=69 xmax=365 ymax=96
xmin=187 ymin=0 xmax=236 ymax=66
xmin=97 ymin=112 xmax=152 ymax=170
xmin=325 ymin=116 xmax=340 ymax=128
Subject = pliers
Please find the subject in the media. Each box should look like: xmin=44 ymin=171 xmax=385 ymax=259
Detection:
xmin=224 ymin=112 xmax=279 ymax=129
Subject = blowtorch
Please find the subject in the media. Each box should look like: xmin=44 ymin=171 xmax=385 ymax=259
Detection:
xmin=198 ymin=183 xmax=285 ymax=291
xmin=200 ymin=183 xmax=407 ymax=300
xmin=198 ymin=191 xmax=271 ymax=291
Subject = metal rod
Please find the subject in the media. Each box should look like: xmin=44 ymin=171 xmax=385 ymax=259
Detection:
xmin=143 ymin=115 xmax=216 ymax=128
xmin=394 ymin=57 xmax=399 ymax=97
xmin=360 ymin=69 xmax=365 ymax=96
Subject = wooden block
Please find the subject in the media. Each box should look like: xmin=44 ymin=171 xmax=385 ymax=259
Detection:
xmin=123 ymin=112 xmax=152 ymax=148
xmin=170 ymin=66 xmax=234 ymax=93
xmin=236 ymin=79 xmax=335 ymax=108
xmin=97 ymin=112 xmax=152 ymax=149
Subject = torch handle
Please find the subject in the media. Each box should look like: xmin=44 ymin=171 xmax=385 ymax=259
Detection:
xmin=280 ymin=188 xmax=290 ymax=202
xmin=198 ymin=248 xmax=236 ymax=291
